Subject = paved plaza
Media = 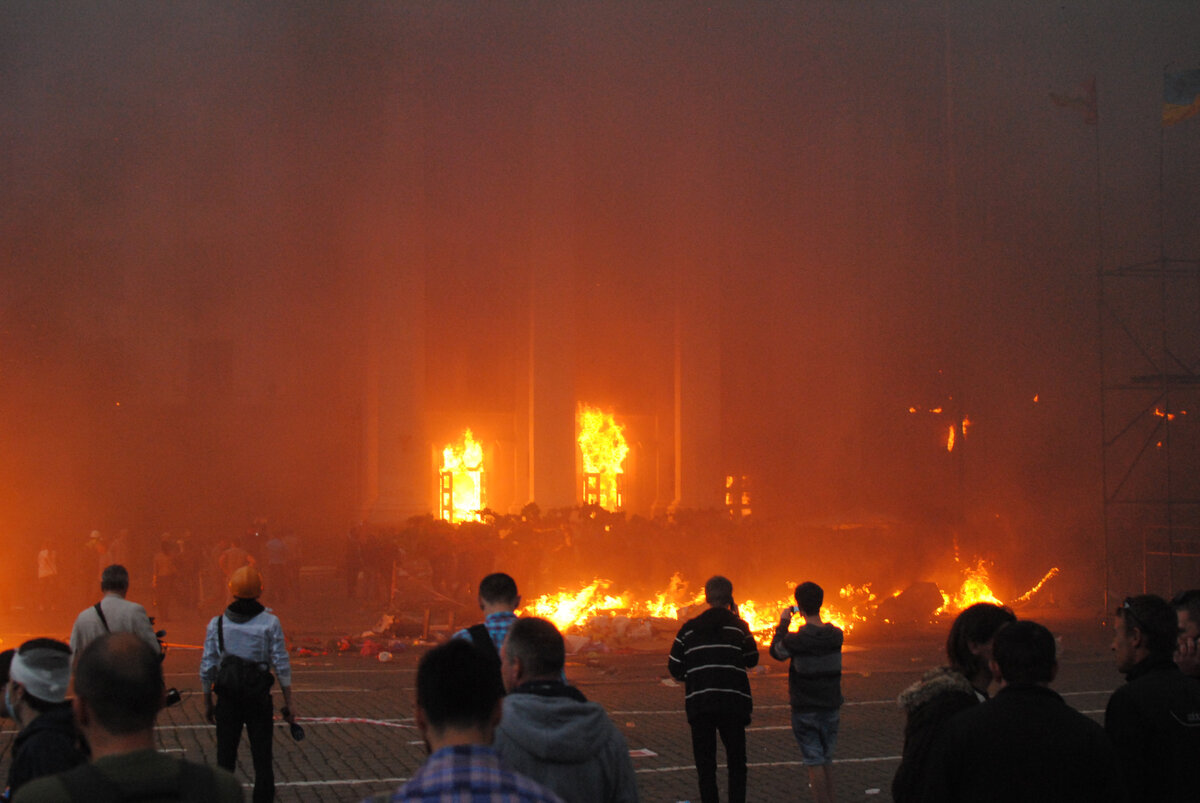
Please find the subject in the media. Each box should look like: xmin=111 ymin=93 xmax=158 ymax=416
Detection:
xmin=1 ymin=596 xmax=1122 ymax=802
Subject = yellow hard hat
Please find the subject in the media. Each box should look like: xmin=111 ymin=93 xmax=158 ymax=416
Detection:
xmin=229 ymin=565 xmax=263 ymax=599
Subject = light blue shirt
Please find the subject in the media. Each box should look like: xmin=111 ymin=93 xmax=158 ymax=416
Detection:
xmin=200 ymin=610 xmax=292 ymax=692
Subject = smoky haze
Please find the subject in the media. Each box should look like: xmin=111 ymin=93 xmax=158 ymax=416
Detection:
xmin=2 ymin=2 xmax=1199 ymax=602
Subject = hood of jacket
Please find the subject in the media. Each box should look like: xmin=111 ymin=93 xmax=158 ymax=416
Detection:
xmin=499 ymin=691 xmax=617 ymax=763
xmin=897 ymin=665 xmax=977 ymax=713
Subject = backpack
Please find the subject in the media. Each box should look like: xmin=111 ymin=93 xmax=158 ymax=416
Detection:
xmin=213 ymin=615 xmax=274 ymax=700
xmin=467 ymin=623 xmax=506 ymax=697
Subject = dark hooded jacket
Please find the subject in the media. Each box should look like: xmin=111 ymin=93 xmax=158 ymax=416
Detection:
xmin=668 ymin=605 xmax=759 ymax=723
xmin=5 ymin=704 xmax=87 ymax=798
xmin=770 ymin=619 xmax=844 ymax=712
xmin=891 ymin=666 xmax=981 ymax=803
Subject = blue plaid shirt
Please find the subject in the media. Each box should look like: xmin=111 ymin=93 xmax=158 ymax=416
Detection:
xmin=374 ymin=744 xmax=564 ymax=803
xmin=453 ymin=611 xmax=518 ymax=653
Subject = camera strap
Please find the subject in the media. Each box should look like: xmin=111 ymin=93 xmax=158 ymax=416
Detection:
xmin=93 ymin=602 xmax=110 ymax=633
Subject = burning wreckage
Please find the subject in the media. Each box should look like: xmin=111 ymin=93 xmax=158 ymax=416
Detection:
xmin=320 ymin=406 xmax=1060 ymax=658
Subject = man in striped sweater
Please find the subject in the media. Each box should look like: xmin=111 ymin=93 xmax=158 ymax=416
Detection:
xmin=668 ymin=576 xmax=759 ymax=803
xmin=771 ymin=581 xmax=844 ymax=803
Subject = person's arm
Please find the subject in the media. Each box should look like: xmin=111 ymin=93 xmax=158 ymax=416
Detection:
xmin=199 ymin=617 xmax=219 ymax=724
xmin=268 ymin=618 xmax=296 ymax=723
xmin=740 ymin=621 xmax=760 ymax=668
xmin=131 ymin=603 xmax=162 ymax=655
xmin=668 ymin=625 xmax=688 ymax=680
xmin=769 ymin=608 xmax=794 ymax=661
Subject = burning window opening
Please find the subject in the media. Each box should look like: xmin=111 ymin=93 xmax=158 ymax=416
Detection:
xmin=577 ymin=404 xmax=628 ymax=511
xmin=725 ymin=474 xmax=752 ymax=518
xmin=439 ymin=429 xmax=484 ymax=523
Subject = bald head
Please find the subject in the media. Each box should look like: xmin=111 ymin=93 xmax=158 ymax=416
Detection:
xmin=75 ymin=632 xmax=164 ymax=734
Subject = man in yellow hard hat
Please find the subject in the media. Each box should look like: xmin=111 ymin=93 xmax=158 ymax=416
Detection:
xmin=199 ymin=565 xmax=296 ymax=802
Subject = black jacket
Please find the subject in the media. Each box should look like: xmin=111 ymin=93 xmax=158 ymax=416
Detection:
xmin=5 ymin=705 xmax=87 ymax=798
xmin=1105 ymin=655 xmax=1200 ymax=803
xmin=923 ymin=683 xmax=1128 ymax=803
xmin=669 ymin=606 xmax=759 ymax=724
xmin=891 ymin=666 xmax=980 ymax=803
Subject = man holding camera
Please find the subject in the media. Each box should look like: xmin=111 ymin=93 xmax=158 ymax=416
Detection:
xmin=771 ymin=582 xmax=843 ymax=803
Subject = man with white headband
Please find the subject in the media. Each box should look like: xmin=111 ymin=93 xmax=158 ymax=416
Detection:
xmin=2 ymin=639 xmax=86 ymax=800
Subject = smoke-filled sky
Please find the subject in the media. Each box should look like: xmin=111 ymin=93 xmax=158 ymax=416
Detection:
xmin=2 ymin=2 xmax=1199 ymax=587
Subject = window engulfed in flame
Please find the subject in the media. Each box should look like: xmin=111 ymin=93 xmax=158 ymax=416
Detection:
xmin=577 ymin=404 xmax=628 ymax=510
xmin=440 ymin=429 xmax=484 ymax=523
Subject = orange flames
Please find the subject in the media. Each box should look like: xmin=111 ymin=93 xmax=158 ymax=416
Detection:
xmin=523 ymin=562 xmax=1059 ymax=648
xmin=577 ymin=404 xmax=628 ymax=510
xmin=440 ymin=429 xmax=484 ymax=523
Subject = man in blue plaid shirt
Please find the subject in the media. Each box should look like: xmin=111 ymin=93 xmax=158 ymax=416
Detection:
xmin=367 ymin=639 xmax=563 ymax=803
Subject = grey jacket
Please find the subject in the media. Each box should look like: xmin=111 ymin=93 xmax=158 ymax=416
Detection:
xmin=493 ymin=686 xmax=638 ymax=803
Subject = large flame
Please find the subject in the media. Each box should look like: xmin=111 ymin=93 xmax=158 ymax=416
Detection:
xmin=440 ymin=429 xmax=484 ymax=522
xmin=577 ymin=404 xmax=628 ymax=510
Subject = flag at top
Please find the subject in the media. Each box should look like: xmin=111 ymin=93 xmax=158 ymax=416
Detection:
xmin=1163 ymin=69 xmax=1200 ymax=127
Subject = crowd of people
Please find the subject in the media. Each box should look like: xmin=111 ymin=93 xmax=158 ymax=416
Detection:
xmin=3 ymin=554 xmax=1200 ymax=801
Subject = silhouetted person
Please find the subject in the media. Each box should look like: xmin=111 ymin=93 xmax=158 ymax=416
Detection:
xmin=1106 ymin=594 xmax=1200 ymax=803
xmin=922 ymin=620 xmax=1127 ymax=802
xmin=771 ymin=582 xmax=842 ymax=803
xmin=1170 ymin=588 xmax=1200 ymax=678
xmin=13 ymin=633 xmax=241 ymax=802
xmin=892 ymin=602 xmax=1016 ymax=803
xmin=668 ymin=576 xmax=758 ymax=803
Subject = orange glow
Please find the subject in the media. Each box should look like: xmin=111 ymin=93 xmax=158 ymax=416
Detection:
xmin=938 ymin=559 xmax=1003 ymax=612
xmin=946 ymin=424 xmax=956 ymax=451
xmin=440 ymin=429 xmax=484 ymax=522
xmin=577 ymin=404 xmax=628 ymax=510
xmin=524 ymin=561 xmax=1058 ymax=648
xmin=1009 ymin=567 xmax=1060 ymax=606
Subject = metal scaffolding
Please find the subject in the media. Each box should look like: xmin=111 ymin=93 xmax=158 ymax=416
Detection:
xmin=1099 ymin=258 xmax=1200 ymax=605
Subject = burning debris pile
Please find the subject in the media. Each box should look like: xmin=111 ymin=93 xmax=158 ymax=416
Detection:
xmin=519 ymin=562 xmax=1061 ymax=651
xmin=342 ymin=511 xmax=1063 ymax=655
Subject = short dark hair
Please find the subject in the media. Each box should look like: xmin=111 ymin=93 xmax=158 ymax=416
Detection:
xmin=416 ymin=639 xmax=502 ymax=731
xmin=478 ymin=573 xmax=518 ymax=606
xmin=794 ymin=582 xmax=823 ymax=615
xmin=100 ymin=564 xmax=130 ymax=592
xmin=504 ymin=617 xmax=565 ymax=679
xmin=992 ymin=620 xmax=1055 ymax=684
xmin=705 ymin=576 xmax=734 ymax=607
xmin=946 ymin=603 xmax=1017 ymax=677
xmin=74 ymin=633 xmax=164 ymax=734
xmin=1171 ymin=589 xmax=1200 ymax=626
xmin=1118 ymin=594 xmax=1177 ymax=656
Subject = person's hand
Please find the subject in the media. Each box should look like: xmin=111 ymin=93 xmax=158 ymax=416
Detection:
xmin=780 ymin=607 xmax=794 ymax=626
xmin=204 ymin=700 xmax=216 ymax=725
xmin=1176 ymin=637 xmax=1200 ymax=678
xmin=281 ymin=705 xmax=297 ymax=725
